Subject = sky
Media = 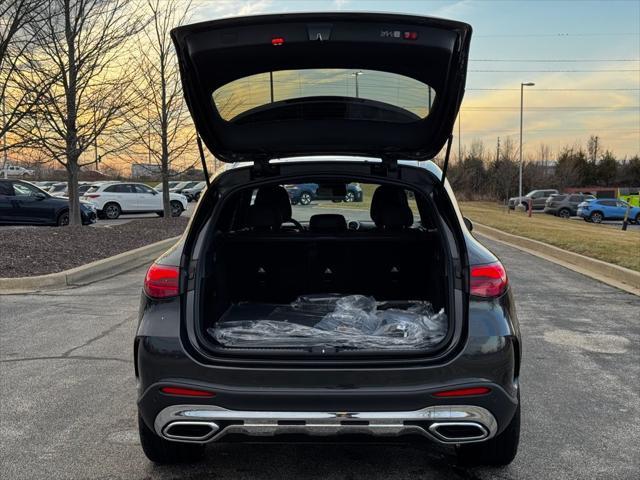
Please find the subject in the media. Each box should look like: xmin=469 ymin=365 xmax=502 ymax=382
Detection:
xmin=189 ymin=0 xmax=640 ymax=159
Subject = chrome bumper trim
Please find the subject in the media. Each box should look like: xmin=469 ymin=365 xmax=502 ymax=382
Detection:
xmin=154 ymin=404 xmax=497 ymax=445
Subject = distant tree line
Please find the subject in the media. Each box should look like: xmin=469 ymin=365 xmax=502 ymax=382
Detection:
xmin=446 ymin=136 xmax=640 ymax=201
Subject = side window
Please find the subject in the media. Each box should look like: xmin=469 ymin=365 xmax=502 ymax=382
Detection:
xmin=13 ymin=183 xmax=39 ymax=196
xmin=600 ymin=200 xmax=616 ymax=207
xmin=0 ymin=182 xmax=15 ymax=196
xmin=531 ymin=192 xmax=542 ymax=199
xmin=106 ymin=184 xmax=133 ymax=193
xmin=569 ymin=195 xmax=581 ymax=202
xmin=134 ymin=184 xmax=154 ymax=194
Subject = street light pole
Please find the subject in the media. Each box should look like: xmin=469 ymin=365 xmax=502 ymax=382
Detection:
xmin=519 ymin=82 xmax=535 ymax=200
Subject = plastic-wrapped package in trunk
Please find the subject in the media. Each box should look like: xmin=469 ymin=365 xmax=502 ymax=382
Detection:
xmin=210 ymin=295 xmax=447 ymax=351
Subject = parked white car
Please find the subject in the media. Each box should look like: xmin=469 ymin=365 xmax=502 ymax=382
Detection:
xmin=2 ymin=165 xmax=35 ymax=177
xmin=81 ymin=181 xmax=188 ymax=219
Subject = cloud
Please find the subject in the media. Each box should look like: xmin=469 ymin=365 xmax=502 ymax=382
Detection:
xmin=193 ymin=0 xmax=274 ymax=21
xmin=459 ymin=67 xmax=639 ymax=157
xmin=429 ymin=0 xmax=476 ymax=20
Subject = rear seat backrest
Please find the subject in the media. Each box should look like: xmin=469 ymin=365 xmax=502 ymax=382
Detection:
xmin=214 ymin=231 xmax=440 ymax=303
xmin=370 ymin=185 xmax=414 ymax=230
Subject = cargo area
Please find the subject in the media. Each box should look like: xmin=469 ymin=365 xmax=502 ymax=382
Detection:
xmin=196 ymin=182 xmax=451 ymax=354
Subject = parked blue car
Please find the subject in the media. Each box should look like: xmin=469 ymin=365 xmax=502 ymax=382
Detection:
xmin=577 ymin=198 xmax=640 ymax=224
xmin=286 ymin=183 xmax=363 ymax=206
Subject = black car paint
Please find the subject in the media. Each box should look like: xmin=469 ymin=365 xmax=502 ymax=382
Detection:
xmin=544 ymin=194 xmax=595 ymax=217
xmin=135 ymin=161 xmax=521 ymax=443
xmin=0 ymin=180 xmax=96 ymax=226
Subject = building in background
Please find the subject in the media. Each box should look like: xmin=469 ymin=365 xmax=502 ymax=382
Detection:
xmin=131 ymin=163 xmax=162 ymax=178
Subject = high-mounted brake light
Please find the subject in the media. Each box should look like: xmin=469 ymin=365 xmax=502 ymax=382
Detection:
xmin=432 ymin=387 xmax=491 ymax=397
xmin=144 ymin=264 xmax=179 ymax=299
xmin=470 ymin=262 xmax=508 ymax=298
xmin=271 ymin=36 xmax=285 ymax=46
xmin=160 ymin=386 xmax=215 ymax=397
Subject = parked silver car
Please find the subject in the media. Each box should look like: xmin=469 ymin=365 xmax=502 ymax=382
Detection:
xmin=508 ymin=189 xmax=558 ymax=210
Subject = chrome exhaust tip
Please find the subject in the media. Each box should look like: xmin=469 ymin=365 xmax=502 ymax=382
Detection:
xmin=428 ymin=422 xmax=489 ymax=443
xmin=154 ymin=404 xmax=497 ymax=445
xmin=162 ymin=421 xmax=219 ymax=442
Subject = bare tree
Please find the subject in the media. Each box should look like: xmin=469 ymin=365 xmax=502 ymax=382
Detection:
xmin=0 ymin=0 xmax=54 ymax=166
xmin=23 ymin=0 xmax=142 ymax=225
xmin=126 ymin=0 xmax=196 ymax=219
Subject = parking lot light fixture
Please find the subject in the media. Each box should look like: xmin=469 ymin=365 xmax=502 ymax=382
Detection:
xmin=519 ymin=82 xmax=535 ymax=201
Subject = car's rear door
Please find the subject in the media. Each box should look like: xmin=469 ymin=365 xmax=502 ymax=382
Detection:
xmin=568 ymin=194 xmax=583 ymax=213
xmin=598 ymin=199 xmax=617 ymax=218
xmin=172 ymin=12 xmax=471 ymax=164
xmin=133 ymin=184 xmax=160 ymax=211
xmin=12 ymin=182 xmax=53 ymax=224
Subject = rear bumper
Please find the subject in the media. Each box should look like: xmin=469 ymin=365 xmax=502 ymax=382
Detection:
xmin=153 ymin=403 xmax=497 ymax=445
xmin=136 ymin=291 xmax=521 ymax=444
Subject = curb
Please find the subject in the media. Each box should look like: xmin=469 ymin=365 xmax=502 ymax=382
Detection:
xmin=473 ymin=223 xmax=640 ymax=296
xmin=0 ymin=236 xmax=180 ymax=294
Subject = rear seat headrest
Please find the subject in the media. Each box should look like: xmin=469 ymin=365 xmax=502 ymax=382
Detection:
xmin=247 ymin=204 xmax=283 ymax=230
xmin=255 ymin=185 xmax=292 ymax=221
xmin=370 ymin=185 xmax=414 ymax=229
xmin=309 ymin=214 xmax=347 ymax=233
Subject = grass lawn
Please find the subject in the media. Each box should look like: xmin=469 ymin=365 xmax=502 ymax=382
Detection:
xmin=461 ymin=202 xmax=640 ymax=272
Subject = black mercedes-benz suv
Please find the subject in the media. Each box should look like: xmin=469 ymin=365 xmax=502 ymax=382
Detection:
xmin=135 ymin=12 xmax=521 ymax=467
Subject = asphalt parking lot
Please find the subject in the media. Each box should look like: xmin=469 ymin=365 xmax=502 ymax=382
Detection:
xmin=1 ymin=236 xmax=638 ymax=480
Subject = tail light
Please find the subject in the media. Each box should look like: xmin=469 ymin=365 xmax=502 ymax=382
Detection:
xmin=160 ymin=386 xmax=215 ymax=397
xmin=85 ymin=194 xmax=101 ymax=198
xmin=470 ymin=262 xmax=508 ymax=298
xmin=144 ymin=264 xmax=179 ymax=299
xmin=432 ymin=386 xmax=491 ymax=397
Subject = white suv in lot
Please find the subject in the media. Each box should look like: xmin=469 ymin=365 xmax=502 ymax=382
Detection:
xmin=2 ymin=165 xmax=35 ymax=177
xmin=82 ymin=182 xmax=188 ymax=219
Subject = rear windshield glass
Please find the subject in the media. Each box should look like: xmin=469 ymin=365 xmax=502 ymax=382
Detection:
xmin=213 ymin=69 xmax=435 ymax=122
